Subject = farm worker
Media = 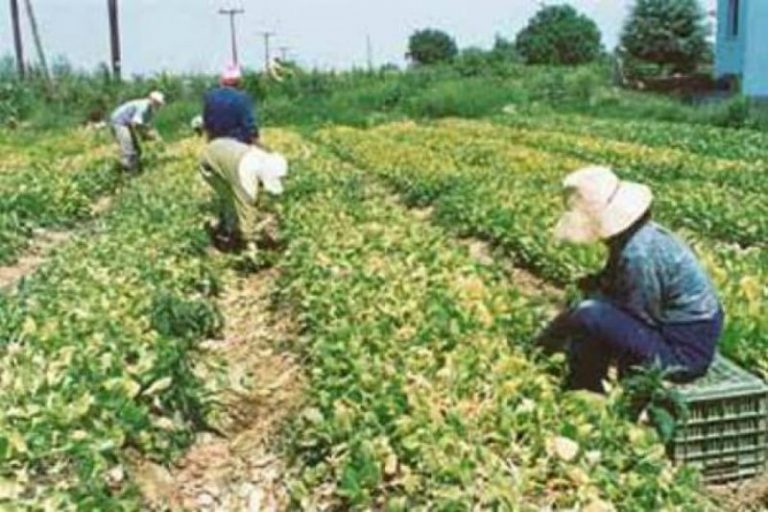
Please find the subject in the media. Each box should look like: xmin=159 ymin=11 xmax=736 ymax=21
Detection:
xmin=537 ymin=167 xmax=723 ymax=393
xmin=109 ymin=91 xmax=165 ymax=172
xmin=203 ymin=65 xmax=261 ymax=146
xmin=199 ymin=138 xmax=288 ymax=251
xmin=190 ymin=115 xmax=204 ymax=136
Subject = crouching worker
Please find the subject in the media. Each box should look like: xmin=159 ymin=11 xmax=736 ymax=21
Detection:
xmin=199 ymin=138 xmax=288 ymax=252
xmin=109 ymin=91 xmax=165 ymax=173
xmin=537 ymin=167 xmax=724 ymax=393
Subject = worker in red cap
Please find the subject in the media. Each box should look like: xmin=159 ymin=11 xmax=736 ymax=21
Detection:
xmin=202 ymin=64 xmax=260 ymax=145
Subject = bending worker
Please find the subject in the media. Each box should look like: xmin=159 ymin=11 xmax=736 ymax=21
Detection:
xmin=109 ymin=91 xmax=165 ymax=172
xmin=537 ymin=167 xmax=723 ymax=393
xmin=199 ymin=138 xmax=287 ymax=252
xmin=203 ymin=65 xmax=260 ymax=145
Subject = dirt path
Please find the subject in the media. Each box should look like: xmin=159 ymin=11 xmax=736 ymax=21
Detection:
xmin=710 ymin=475 xmax=768 ymax=511
xmin=136 ymin=267 xmax=303 ymax=511
xmin=0 ymin=196 xmax=114 ymax=292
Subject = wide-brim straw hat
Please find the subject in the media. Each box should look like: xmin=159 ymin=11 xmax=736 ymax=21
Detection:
xmin=554 ymin=166 xmax=653 ymax=244
xmin=240 ymin=147 xmax=288 ymax=195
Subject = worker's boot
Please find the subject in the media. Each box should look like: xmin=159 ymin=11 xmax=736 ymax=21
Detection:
xmin=205 ymin=220 xmax=242 ymax=252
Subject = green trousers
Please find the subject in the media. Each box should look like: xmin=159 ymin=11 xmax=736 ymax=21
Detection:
xmin=199 ymin=139 xmax=260 ymax=243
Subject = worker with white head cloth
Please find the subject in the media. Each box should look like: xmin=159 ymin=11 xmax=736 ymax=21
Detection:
xmin=199 ymin=138 xmax=287 ymax=251
xmin=109 ymin=91 xmax=165 ymax=172
xmin=537 ymin=167 xmax=724 ymax=392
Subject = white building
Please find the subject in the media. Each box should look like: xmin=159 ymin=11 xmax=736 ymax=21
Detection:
xmin=715 ymin=0 xmax=768 ymax=97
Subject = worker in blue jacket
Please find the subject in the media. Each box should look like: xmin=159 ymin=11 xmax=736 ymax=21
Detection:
xmin=203 ymin=65 xmax=259 ymax=145
xmin=538 ymin=167 xmax=724 ymax=393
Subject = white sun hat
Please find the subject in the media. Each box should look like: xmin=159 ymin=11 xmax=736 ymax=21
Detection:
xmin=148 ymin=90 xmax=165 ymax=106
xmin=554 ymin=166 xmax=653 ymax=244
xmin=239 ymin=147 xmax=289 ymax=198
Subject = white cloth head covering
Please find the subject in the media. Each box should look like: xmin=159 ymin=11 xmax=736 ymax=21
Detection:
xmin=554 ymin=166 xmax=653 ymax=244
xmin=148 ymin=90 xmax=165 ymax=106
xmin=238 ymin=147 xmax=289 ymax=200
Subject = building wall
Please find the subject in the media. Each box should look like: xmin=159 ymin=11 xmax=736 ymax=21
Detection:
xmin=715 ymin=0 xmax=745 ymax=76
xmin=743 ymin=0 xmax=768 ymax=96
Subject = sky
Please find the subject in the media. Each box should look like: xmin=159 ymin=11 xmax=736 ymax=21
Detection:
xmin=0 ymin=0 xmax=718 ymax=76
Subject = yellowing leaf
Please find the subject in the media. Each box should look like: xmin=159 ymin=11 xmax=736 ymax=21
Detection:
xmin=550 ymin=436 xmax=579 ymax=462
xmin=583 ymin=499 xmax=616 ymax=512
xmin=0 ymin=479 xmax=22 ymax=500
xmin=143 ymin=377 xmax=173 ymax=397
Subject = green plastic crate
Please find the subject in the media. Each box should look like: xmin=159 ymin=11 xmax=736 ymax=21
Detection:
xmin=670 ymin=355 xmax=768 ymax=484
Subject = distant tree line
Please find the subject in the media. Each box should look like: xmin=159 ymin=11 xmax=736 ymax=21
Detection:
xmin=407 ymin=0 xmax=711 ymax=80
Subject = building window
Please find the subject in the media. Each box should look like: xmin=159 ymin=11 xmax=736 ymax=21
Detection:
xmin=729 ymin=0 xmax=740 ymax=38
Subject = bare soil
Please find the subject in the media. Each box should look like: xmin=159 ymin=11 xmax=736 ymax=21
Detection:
xmin=136 ymin=268 xmax=303 ymax=511
xmin=710 ymin=474 xmax=768 ymax=511
xmin=0 ymin=197 xmax=114 ymax=292
xmin=0 ymin=229 xmax=73 ymax=291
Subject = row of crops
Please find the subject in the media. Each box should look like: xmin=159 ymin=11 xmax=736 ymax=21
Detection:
xmin=1 ymin=113 xmax=764 ymax=509
xmin=0 ymin=138 xmax=230 ymax=508
xmin=0 ymin=128 xmax=119 ymax=266
xmin=273 ymin=134 xmax=703 ymax=510
xmin=316 ymin=119 xmax=767 ymax=376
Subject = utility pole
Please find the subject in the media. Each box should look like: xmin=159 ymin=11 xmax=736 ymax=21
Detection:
xmin=9 ymin=0 xmax=25 ymax=78
xmin=107 ymin=0 xmax=121 ymax=80
xmin=278 ymin=45 xmax=290 ymax=62
xmin=259 ymin=31 xmax=275 ymax=73
xmin=23 ymin=0 xmax=50 ymax=84
xmin=219 ymin=7 xmax=244 ymax=65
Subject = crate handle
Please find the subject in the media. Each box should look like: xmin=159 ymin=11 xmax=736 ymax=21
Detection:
xmin=703 ymin=458 xmax=739 ymax=471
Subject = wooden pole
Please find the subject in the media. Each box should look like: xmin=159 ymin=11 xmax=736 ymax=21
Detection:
xmin=23 ymin=0 xmax=51 ymax=84
xmin=108 ymin=0 xmax=121 ymax=80
xmin=219 ymin=8 xmax=244 ymax=65
xmin=9 ymin=0 xmax=25 ymax=78
xmin=259 ymin=31 xmax=275 ymax=73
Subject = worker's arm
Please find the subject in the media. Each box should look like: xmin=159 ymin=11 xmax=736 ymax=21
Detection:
xmin=252 ymin=134 xmax=274 ymax=153
xmin=129 ymin=103 xmax=161 ymax=141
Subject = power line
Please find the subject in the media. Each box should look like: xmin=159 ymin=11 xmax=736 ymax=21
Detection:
xmin=219 ymin=7 xmax=245 ymax=65
xmin=9 ymin=0 xmax=25 ymax=78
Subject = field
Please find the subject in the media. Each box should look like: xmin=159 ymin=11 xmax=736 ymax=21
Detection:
xmin=0 ymin=106 xmax=766 ymax=510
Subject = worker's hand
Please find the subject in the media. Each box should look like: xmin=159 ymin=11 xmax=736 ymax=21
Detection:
xmin=576 ymin=273 xmax=601 ymax=294
xmin=252 ymin=138 xmax=273 ymax=153
xmin=147 ymin=129 xmax=164 ymax=143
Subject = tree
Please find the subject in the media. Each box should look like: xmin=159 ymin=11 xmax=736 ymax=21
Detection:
xmin=515 ymin=5 xmax=602 ymax=65
xmin=407 ymin=29 xmax=458 ymax=66
xmin=620 ymin=0 xmax=710 ymax=75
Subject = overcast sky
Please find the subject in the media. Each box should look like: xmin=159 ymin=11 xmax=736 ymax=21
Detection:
xmin=0 ymin=0 xmax=718 ymax=76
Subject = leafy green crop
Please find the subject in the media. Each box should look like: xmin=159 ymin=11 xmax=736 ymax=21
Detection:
xmin=0 ymin=139 xmax=226 ymax=508
xmin=318 ymin=120 xmax=768 ymax=381
xmin=271 ymin=133 xmax=706 ymax=510
xmin=0 ymin=128 xmax=119 ymax=265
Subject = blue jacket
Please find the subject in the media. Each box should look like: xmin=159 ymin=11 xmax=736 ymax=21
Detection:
xmin=203 ymin=87 xmax=258 ymax=144
xmin=598 ymin=222 xmax=721 ymax=326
